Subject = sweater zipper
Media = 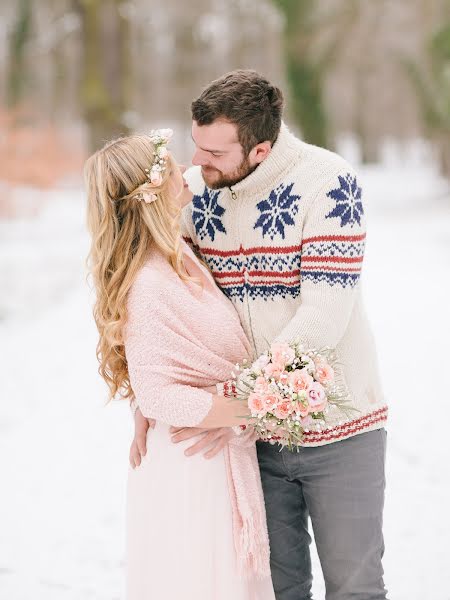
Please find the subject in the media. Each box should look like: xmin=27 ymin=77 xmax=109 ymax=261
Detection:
xmin=229 ymin=186 xmax=258 ymax=355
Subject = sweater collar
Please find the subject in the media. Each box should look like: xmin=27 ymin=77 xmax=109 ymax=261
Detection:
xmin=229 ymin=122 xmax=302 ymax=197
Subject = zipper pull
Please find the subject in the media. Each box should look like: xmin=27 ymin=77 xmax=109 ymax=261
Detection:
xmin=229 ymin=187 xmax=237 ymax=201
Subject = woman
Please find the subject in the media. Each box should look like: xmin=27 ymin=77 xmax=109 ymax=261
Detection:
xmin=84 ymin=130 xmax=275 ymax=600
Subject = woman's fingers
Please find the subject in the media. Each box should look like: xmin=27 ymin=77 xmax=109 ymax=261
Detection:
xmin=134 ymin=409 xmax=150 ymax=457
xmin=170 ymin=427 xmax=204 ymax=443
xmin=184 ymin=428 xmax=229 ymax=457
xmin=129 ymin=441 xmax=141 ymax=468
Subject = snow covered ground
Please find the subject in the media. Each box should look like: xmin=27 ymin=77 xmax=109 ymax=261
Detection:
xmin=0 ymin=164 xmax=449 ymax=599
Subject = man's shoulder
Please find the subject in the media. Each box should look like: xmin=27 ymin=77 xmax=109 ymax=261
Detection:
xmin=296 ymin=140 xmax=357 ymax=188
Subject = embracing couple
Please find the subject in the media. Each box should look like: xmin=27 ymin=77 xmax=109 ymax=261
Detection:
xmin=85 ymin=70 xmax=389 ymax=600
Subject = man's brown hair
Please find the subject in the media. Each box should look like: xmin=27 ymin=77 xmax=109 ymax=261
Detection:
xmin=191 ymin=70 xmax=284 ymax=156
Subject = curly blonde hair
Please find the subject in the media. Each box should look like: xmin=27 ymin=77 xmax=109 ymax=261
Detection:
xmin=85 ymin=134 xmax=190 ymax=401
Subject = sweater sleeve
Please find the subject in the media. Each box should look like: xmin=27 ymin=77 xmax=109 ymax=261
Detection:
xmin=275 ymin=169 xmax=366 ymax=349
xmin=125 ymin=292 xmax=213 ymax=427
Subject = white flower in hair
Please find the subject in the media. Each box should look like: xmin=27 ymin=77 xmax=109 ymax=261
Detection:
xmin=136 ymin=127 xmax=173 ymax=204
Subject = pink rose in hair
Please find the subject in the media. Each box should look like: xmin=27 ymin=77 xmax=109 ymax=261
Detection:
xmin=289 ymin=370 xmax=313 ymax=393
xmin=307 ymin=382 xmax=327 ymax=413
xmin=270 ymin=342 xmax=296 ymax=368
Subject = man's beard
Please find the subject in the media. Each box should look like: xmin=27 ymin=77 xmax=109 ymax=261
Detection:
xmin=201 ymin=155 xmax=257 ymax=190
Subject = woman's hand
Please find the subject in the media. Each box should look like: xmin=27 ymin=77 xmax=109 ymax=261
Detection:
xmin=129 ymin=408 xmax=155 ymax=468
xmin=169 ymin=426 xmax=235 ymax=459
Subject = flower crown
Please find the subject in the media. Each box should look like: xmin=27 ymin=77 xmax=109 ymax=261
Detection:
xmin=136 ymin=128 xmax=173 ymax=204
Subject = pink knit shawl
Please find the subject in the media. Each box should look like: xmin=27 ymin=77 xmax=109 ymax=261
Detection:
xmin=125 ymin=241 xmax=271 ymax=578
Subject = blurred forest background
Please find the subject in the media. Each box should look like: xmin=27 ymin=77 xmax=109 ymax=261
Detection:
xmin=0 ymin=0 xmax=449 ymax=214
xmin=1 ymin=3 xmax=450 ymax=598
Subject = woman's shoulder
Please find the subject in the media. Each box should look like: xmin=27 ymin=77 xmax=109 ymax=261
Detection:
xmin=128 ymin=253 xmax=175 ymax=310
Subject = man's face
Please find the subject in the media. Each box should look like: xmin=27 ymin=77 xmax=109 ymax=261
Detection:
xmin=191 ymin=120 xmax=255 ymax=189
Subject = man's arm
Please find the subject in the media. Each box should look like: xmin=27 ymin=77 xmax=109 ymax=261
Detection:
xmin=129 ymin=408 xmax=236 ymax=466
xmin=276 ymin=168 xmax=366 ymax=348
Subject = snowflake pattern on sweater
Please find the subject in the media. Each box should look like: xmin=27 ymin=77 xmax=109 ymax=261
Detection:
xmin=192 ymin=188 xmax=227 ymax=241
xmin=254 ymin=182 xmax=301 ymax=240
xmin=325 ymin=173 xmax=363 ymax=227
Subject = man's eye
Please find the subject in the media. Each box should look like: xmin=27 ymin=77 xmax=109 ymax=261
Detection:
xmin=211 ymin=153 xmax=221 ymax=158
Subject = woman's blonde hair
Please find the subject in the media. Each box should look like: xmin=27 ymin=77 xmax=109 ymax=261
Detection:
xmin=85 ymin=134 xmax=189 ymax=401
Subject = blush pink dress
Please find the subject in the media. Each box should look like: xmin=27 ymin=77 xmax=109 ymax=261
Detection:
xmin=124 ymin=241 xmax=275 ymax=600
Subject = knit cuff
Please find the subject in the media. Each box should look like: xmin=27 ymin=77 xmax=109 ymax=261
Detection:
xmin=216 ymin=379 xmax=237 ymax=398
xmin=217 ymin=380 xmax=248 ymax=436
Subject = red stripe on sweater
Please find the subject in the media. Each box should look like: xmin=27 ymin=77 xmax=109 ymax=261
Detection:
xmin=213 ymin=269 xmax=301 ymax=279
xmin=302 ymin=234 xmax=366 ymax=245
xmin=302 ymin=414 xmax=387 ymax=444
xmin=200 ymin=245 xmax=302 ymax=257
xmin=303 ymin=407 xmax=388 ymax=440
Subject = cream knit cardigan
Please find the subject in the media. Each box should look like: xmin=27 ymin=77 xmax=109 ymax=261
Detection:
xmin=182 ymin=122 xmax=388 ymax=446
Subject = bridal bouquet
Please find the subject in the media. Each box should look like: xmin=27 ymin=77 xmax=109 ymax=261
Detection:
xmin=233 ymin=342 xmax=352 ymax=450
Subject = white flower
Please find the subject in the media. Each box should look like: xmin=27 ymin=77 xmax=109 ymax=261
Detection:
xmin=252 ymin=354 xmax=270 ymax=371
xmin=301 ymin=355 xmax=316 ymax=374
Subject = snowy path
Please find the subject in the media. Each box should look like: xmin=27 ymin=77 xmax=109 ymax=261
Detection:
xmin=1 ymin=166 xmax=449 ymax=599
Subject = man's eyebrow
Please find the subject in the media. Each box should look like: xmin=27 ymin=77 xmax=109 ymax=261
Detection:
xmin=190 ymin=133 xmax=226 ymax=153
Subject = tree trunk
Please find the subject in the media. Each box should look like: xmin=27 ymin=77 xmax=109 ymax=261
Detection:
xmin=6 ymin=0 xmax=32 ymax=108
xmin=73 ymin=0 xmax=131 ymax=152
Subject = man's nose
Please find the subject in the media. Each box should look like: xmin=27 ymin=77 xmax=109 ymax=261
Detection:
xmin=191 ymin=149 xmax=208 ymax=166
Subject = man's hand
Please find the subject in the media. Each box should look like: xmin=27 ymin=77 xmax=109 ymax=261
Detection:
xmin=169 ymin=426 xmax=234 ymax=459
xmin=129 ymin=408 xmax=155 ymax=469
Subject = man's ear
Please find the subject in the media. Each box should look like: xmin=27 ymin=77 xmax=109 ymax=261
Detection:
xmin=249 ymin=141 xmax=272 ymax=165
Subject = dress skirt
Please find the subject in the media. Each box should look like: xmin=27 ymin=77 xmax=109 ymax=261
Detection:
xmin=126 ymin=422 xmax=275 ymax=600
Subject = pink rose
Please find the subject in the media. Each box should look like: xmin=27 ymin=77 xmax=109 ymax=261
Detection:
xmin=279 ymin=371 xmax=290 ymax=385
xmin=274 ymin=400 xmax=293 ymax=420
xmin=307 ymin=382 xmax=327 ymax=413
xmin=248 ymin=393 xmax=266 ymax=415
xmin=270 ymin=342 xmax=296 ymax=367
xmin=289 ymin=370 xmax=313 ymax=393
xmin=254 ymin=376 xmax=269 ymax=395
xmin=263 ymin=393 xmax=283 ymax=412
xmin=300 ymin=415 xmax=313 ymax=428
xmin=264 ymin=362 xmax=283 ymax=380
xmin=315 ymin=362 xmax=334 ymax=385
xmin=293 ymin=399 xmax=309 ymax=417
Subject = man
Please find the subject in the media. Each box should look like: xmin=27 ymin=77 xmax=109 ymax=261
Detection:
xmin=130 ymin=70 xmax=389 ymax=600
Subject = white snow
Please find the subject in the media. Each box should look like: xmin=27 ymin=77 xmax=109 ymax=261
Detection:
xmin=1 ymin=163 xmax=449 ymax=599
